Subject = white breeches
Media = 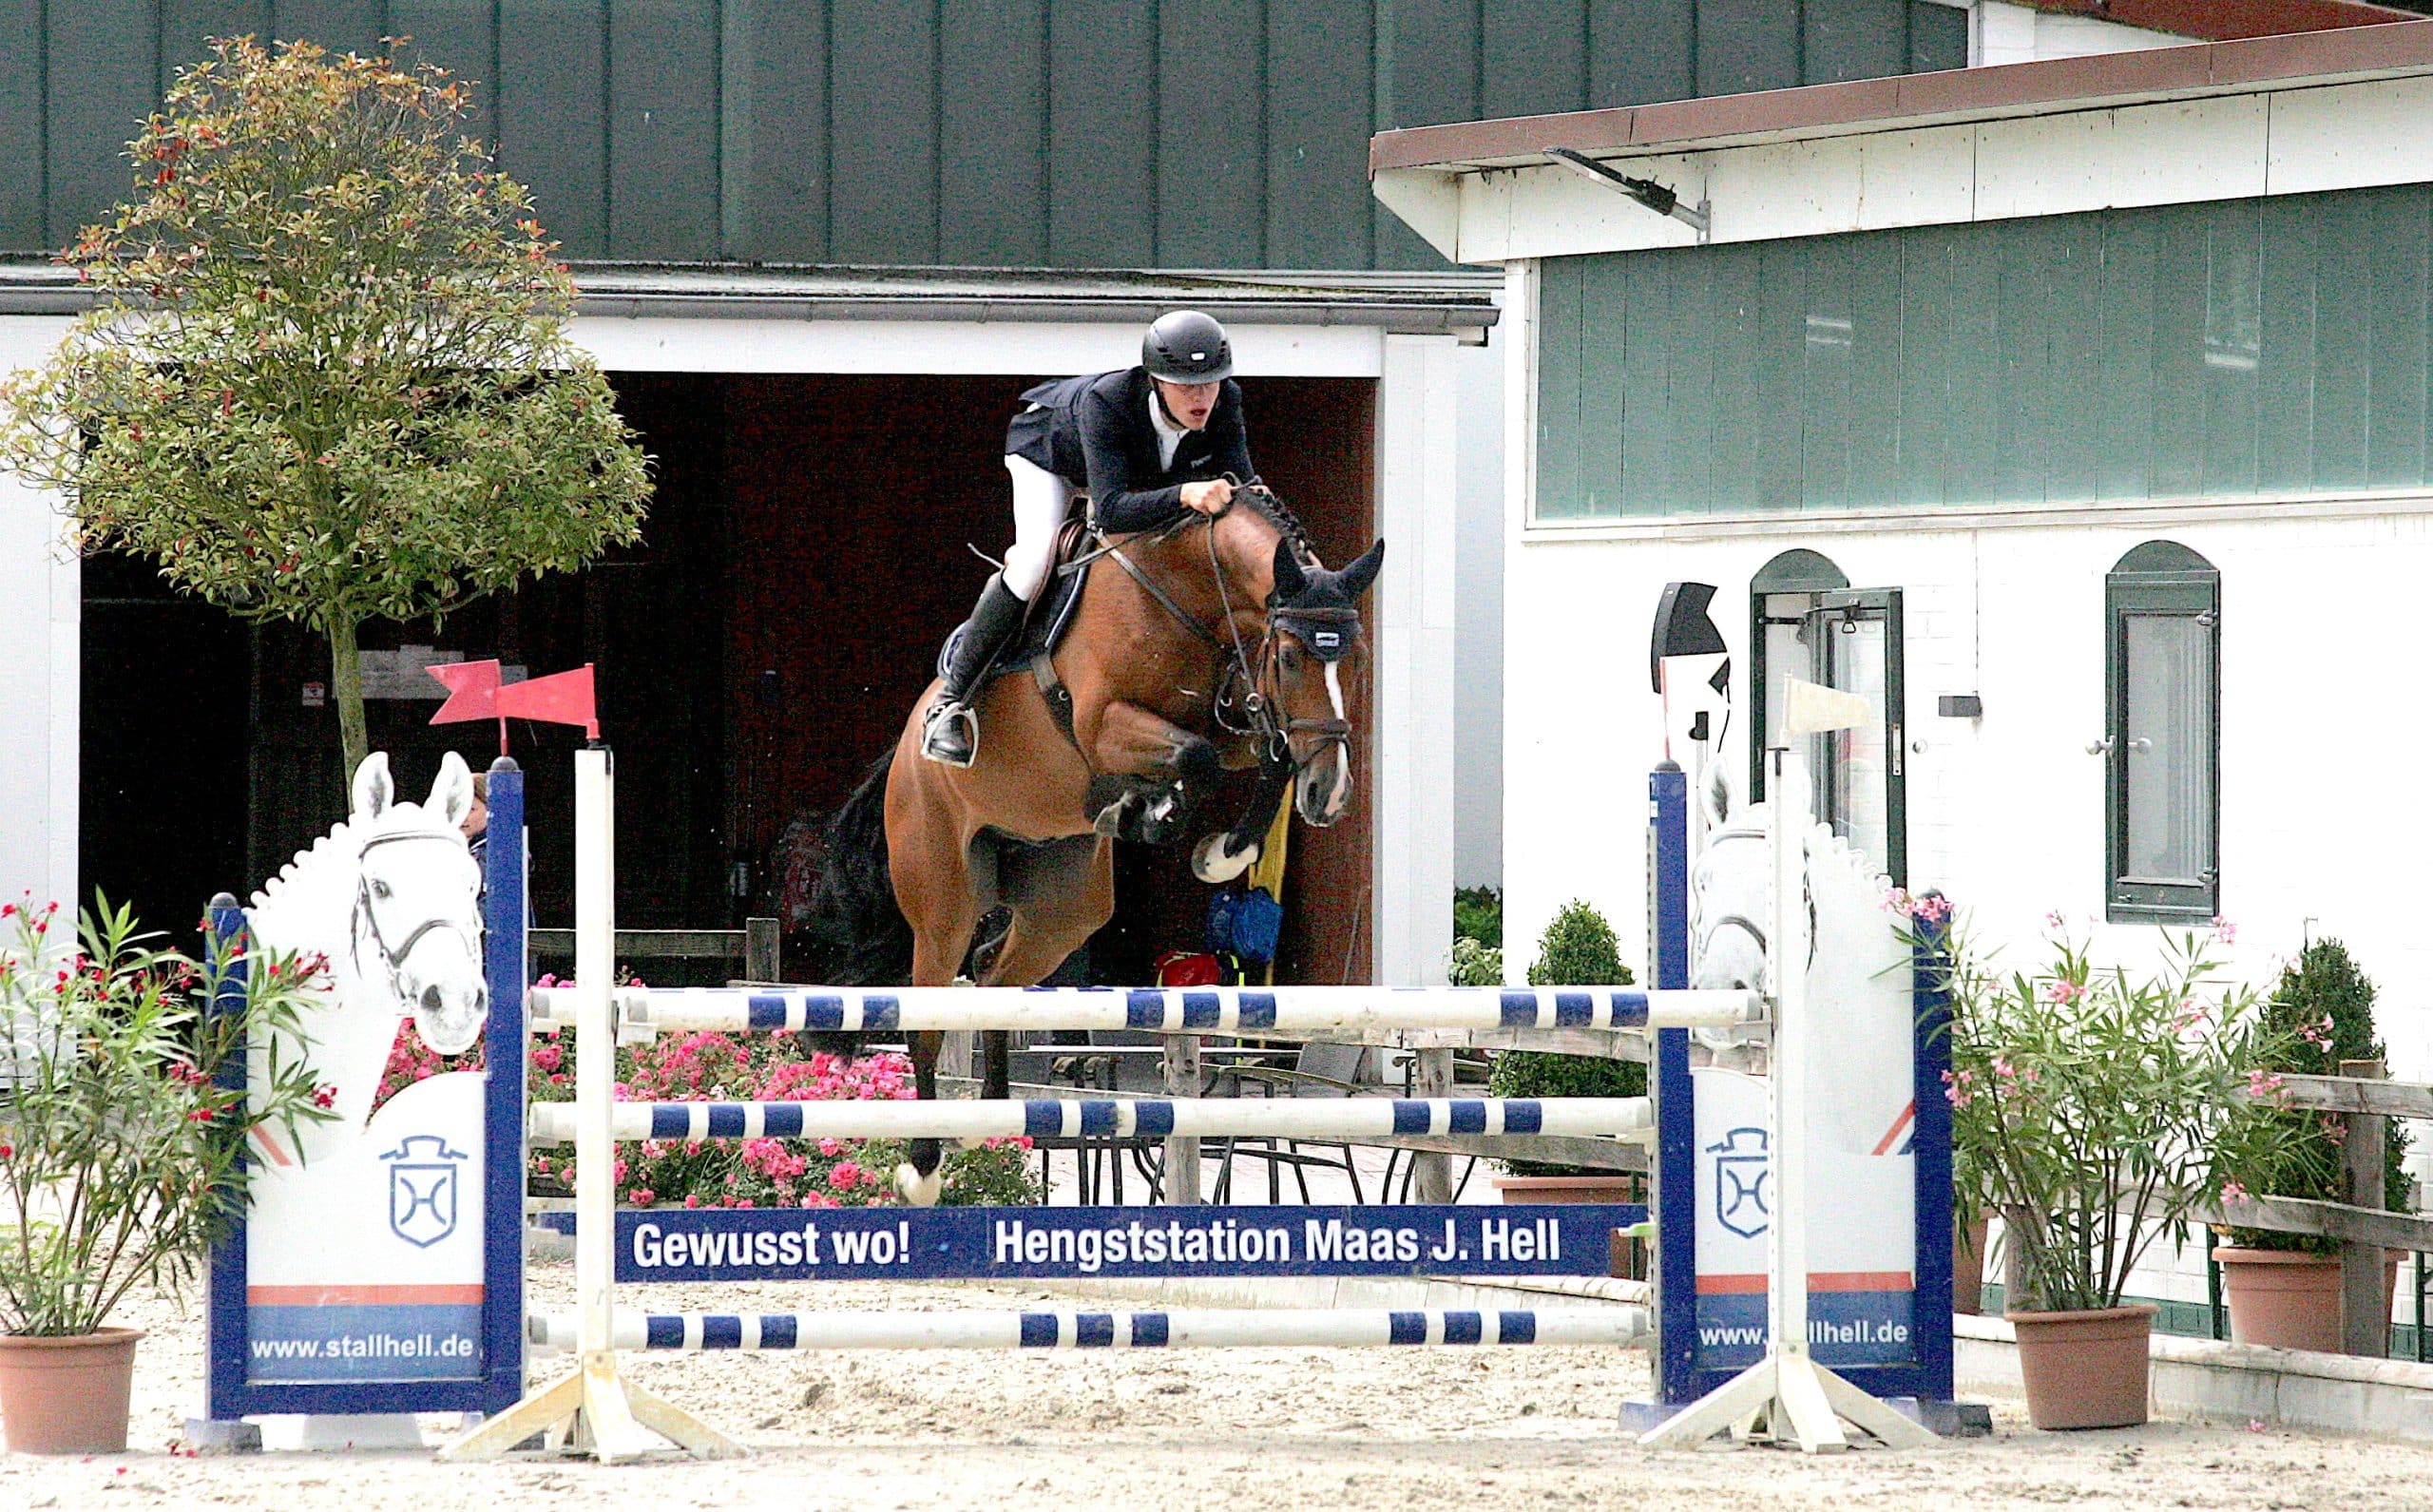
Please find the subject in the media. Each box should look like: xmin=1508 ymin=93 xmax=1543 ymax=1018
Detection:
xmin=1003 ymin=452 xmax=1083 ymax=602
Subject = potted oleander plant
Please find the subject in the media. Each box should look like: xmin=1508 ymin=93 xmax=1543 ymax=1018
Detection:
xmin=1482 ymin=902 xmax=1645 ymax=1273
xmin=0 ymin=896 xmax=333 ymax=1452
xmin=2211 ymin=938 xmax=2411 ymax=1352
xmin=1919 ymin=908 xmax=2299 ymax=1430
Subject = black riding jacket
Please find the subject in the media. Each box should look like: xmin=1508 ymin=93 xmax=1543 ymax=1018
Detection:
xmin=1005 ymin=367 xmax=1256 ymax=534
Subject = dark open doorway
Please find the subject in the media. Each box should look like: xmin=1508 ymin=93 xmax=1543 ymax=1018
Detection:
xmin=78 ymin=368 xmax=1376 ymax=986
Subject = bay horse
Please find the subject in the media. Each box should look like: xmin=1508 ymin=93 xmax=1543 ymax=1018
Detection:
xmin=788 ymin=485 xmax=1383 ymax=1203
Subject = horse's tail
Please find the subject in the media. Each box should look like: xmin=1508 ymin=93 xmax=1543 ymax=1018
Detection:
xmin=776 ymin=748 xmax=913 ymax=992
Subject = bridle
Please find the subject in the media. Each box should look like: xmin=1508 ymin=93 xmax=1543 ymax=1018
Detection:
xmin=1099 ymin=486 xmax=1355 ymax=778
xmin=350 ymin=827 xmax=479 ymax=1006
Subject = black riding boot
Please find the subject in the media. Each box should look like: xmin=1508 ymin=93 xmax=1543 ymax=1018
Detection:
xmin=921 ymin=574 xmax=1027 ymax=767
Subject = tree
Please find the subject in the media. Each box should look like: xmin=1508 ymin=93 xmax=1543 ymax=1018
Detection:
xmin=0 ymin=36 xmax=649 ymax=784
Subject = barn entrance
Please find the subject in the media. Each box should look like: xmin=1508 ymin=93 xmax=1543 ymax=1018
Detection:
xmin=91 ymin=369 xmax=1376 ymax=986
xmin=721 ymin=371 xmax=1376 ymax=986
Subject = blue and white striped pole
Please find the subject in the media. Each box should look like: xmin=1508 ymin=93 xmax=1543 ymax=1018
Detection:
xmin=529 ymin=983 xmax=1765 ymax=1037
xmin=529 ymin=1307 xmax=1648 ymax=1353
xmin=528 ymin=1095 xmax=1655 ymax=1146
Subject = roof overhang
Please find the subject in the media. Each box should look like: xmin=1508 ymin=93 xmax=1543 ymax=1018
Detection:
xmin=1371 ymin=18 xmax=2433 ymax=263
xmin=0 ymin=261 xmax=1500 ymax=341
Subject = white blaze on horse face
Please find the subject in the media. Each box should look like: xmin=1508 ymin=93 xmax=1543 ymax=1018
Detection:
xmin=1322 ymin=660 xmax=1350 ymax=819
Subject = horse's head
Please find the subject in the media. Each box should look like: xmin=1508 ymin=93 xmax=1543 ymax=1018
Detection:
xmin=1264 ymin=534 xmax=1384 ymax=827
xmin=349 ymin=751 xmax=488 ymax=1055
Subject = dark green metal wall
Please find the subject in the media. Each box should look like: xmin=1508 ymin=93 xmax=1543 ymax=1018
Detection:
xmin=1535 ymin=183 xmax=2433 ymax=520
xmin=0 ymin=1 xmax=1965 ymax=268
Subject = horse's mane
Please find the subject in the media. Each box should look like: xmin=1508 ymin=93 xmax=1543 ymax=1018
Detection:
xmin=247 ymin=814 xmax=366 ymax=941
xmin=1237 ymin=484 xmax=1317 ymax=568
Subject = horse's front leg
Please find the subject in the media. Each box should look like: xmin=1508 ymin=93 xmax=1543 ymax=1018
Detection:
xmin=897 ymin=1028 xmax=948 ymax=1207
xmin=1086 ymin=700 xmax=1220 ymax=841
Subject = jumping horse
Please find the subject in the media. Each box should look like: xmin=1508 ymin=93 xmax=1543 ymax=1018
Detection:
xmin=790 ymin=485 xmax=1384 ymax=1202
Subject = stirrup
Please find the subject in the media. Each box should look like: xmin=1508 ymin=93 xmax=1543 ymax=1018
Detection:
xmin=921 ymin=699 xmax=978 ymax=768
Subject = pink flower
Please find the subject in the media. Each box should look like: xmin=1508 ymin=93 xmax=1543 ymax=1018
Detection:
xmin=627 ymin=1187 xmax=655 ymax=1205
xmin=2044 ymin=910 xmax=2066 ymax=929
xmin=2212 ymin=916 xmax=2238 ymax=945
xmin=830 ymin=1161 xmax=864 ymax=1191
xmin=530 ymin=1043 xmax=563 ymax=1073
xmin=2040 ymin=979 xmax=2085 ymax=1005
xmin=2246 ymin=1069 xmax=2286 ymax=1098
xmin=818 ymin=1138 xmax=842 ymax=1158
xmin=1911 ymin=894 xmax=1950 ymax=925
xmin=1881 ymin=886 xmax=1912 ymax=917
xmin=2220 ymin=1180 xmax=2249 ymax=1203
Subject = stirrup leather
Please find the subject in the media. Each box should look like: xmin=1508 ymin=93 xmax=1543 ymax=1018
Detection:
xmin=921 ymin=698 xmax=978 ymax=767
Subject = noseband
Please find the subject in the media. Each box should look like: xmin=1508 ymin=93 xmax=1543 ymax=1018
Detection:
xmin=351 ymin=828 xmax=479 ymax=1005
xmin=1096 ymin=489 xmax=1358 ymax=780
xmin=1198 ymin=513 xmax=1354 ymax=777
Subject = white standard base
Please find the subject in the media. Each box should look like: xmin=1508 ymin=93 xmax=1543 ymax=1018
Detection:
xmin=1638 ymin=1351 xmax=1941 ymax=1453
xmin=437 ymin=1351 xmax=747 ymax=1464
xmin=261 ymin=1412 xmax=429 ymax=1451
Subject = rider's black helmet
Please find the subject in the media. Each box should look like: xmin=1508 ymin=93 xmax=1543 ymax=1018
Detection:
xmin=1142 ymin=311 xmax=1234 ymax=384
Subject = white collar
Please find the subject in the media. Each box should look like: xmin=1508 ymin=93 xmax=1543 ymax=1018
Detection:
xmin=1147 ymin=388 xmax=1188 ymax=468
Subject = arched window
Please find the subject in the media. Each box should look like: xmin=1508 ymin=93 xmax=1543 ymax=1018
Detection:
xmin=1747 ymin=549 xmax=1848 ymax=807
xmin=2105 ymin=541 xmax=2220 ymax=922
xmin=1748 ymin=550 xmax=1906 ymax=887
xmin=1752 ymin=547 xmax=1839 ymax=808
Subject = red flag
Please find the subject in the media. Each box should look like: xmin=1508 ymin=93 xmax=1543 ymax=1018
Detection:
xmin=495 ymin=663 xmax=600 ymax=740
xmin=427 ymin=659 xmax=503 ymax=724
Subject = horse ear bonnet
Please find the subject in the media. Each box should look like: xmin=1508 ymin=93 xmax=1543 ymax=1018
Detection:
xmin=1270 ymin=547 xmax=1366 ymax=662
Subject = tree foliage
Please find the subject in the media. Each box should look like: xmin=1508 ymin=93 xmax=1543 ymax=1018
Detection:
xmin=0 ymin=36 xmax=649 ymax=782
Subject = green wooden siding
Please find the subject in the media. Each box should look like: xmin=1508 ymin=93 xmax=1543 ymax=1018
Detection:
xmin=0 ymin=0 xmax=1967 ymax=269
xmin=1533 ymin=184 xmax=2433 ymax=521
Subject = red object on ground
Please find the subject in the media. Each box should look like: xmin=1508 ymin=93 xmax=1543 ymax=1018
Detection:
xmin=1155 ymin=951 xmax=1222 ymax=987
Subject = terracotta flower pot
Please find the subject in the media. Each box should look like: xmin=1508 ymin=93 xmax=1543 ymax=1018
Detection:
xmin=1492 ymin=1174 xmax=1646 ymax=1278
xmin=0 ymin=1328 xmax=144 ymax=1453
xmin=2005 ymin=1304 xmax=2154 ymax=1430
xmin=1953 ymin=1215 xmax=1991 ymax=1317
xmin=2215 ymin=1247 xmax=2401 ymax=1353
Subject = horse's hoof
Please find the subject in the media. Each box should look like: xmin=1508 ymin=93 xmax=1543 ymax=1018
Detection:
xmin=1191 ymin=832 xmax=1259 ymax=885
xmin=1137 ymin=789 xmax=1186 ymax=845
xmin=894 ymin=1162 xmax=944 ymax=1207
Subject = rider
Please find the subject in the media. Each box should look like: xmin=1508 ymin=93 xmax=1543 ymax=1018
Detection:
xmin=920 ymin=309 xmax=1258 ymax=767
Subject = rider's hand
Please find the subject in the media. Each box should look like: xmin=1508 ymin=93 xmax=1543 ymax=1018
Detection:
xmin=1179 ymin=479 xmax=1234 ymax=515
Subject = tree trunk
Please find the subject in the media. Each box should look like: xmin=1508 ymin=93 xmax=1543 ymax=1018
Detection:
xmin=327 ymin=616 xmax=369 ymax=787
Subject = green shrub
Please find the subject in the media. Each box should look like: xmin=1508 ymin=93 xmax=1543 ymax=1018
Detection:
xmin=1446 ymin=936 xmax=1504 ymax=987
xmin=1527 ymin=900 xmax=1624 ymax=987
xmin=1453 ymin=886 xmax=1504 ymax=951
xmin=1487 ymin=900 xmax=1641 ymax=1176
xmin=2225 ymin=938 xmax=2411 ymax=1253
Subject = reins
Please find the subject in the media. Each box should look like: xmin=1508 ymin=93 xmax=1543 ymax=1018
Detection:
xmin=350 ymin=827 xmax=478 ymax=1005
xmin=1093 ymin=484 xmax=1351 ymax=773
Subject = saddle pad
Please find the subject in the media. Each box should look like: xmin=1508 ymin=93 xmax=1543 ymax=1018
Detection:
xmin=935 ymin=524 xmax=1096 ymax=684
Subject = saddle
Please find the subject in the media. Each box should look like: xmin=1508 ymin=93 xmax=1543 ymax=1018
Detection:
xmin=933 ymin=515 xmax=1095 ymax=691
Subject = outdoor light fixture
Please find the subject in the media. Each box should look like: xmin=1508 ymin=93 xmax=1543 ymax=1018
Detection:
xmin=1543 ymin=146 xmax=1711 ymax=237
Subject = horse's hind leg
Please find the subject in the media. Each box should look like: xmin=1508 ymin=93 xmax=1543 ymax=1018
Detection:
xmin=981 ymin=839 xmax=1117 ymax=1101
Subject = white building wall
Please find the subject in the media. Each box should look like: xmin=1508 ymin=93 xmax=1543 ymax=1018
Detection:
xmin=0 ymin=317 xmax=80 ymax=916
xmin=1967 ymin=1 xmax=2194 ymax=68
xmin=1505 ymin=504 xmax=2433 ymax=1098
xmin=1450 ymin=338 xmax=1504 ymax=890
